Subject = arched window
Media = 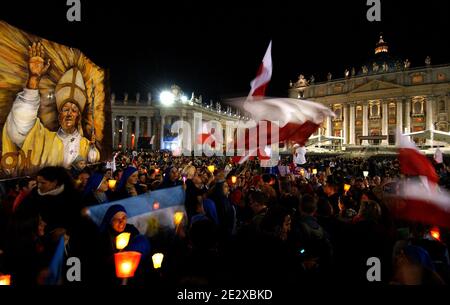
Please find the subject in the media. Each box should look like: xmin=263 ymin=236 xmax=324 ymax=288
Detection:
xmin=413 ymin=101 xmax=423 ymax=115
xmin=356 ymin=106 xmax=363 ymax=119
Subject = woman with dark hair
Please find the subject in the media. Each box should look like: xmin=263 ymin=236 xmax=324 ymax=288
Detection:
xmin=158 ymin=166 xmax=182 ymax=189
xmin=113 ymin=167 xmax=146 ymax=200
xmin=4 ymin=213 xmax=50 ymax=286
xmin=16 ymin=166 xmax=81 ymax=239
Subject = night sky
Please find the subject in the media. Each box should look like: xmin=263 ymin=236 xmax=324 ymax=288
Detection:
xmin=1 ymin=0 xmax=449 ymax=102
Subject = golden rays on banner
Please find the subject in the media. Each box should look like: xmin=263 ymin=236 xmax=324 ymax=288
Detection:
xmin=0 ymin=20 xmax=108 ymax=176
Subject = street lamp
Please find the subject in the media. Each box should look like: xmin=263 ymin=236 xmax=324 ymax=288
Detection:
xmin=160 ymin=91 xmax=175 ymax=106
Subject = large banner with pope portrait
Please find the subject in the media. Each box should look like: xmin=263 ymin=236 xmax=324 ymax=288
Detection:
xmin=0 ymin=21 xmax=112 ymax=178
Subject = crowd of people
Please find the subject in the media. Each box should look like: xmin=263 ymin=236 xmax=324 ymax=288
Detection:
xmin=0 ymin=149 xmax=450 ymax=286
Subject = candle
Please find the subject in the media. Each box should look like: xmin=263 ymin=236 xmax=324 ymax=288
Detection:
xmin=115 ymin=232 xmax=131 ymax=250
xmin=231 ymin=176 xmax=237 ymax=184
xmin=344 ymin=184 xmax=351 ymax=193
xmin=312 ymin=169 xmax=318 ymax=175
xmin=153 ymin=201 xmax=160 ymax=210
xmin=207 ymin=165 xmax=215 ymax=173
xmin=363 ymin=171 xmax=369 ymax=178
xmin=152 ymin=253 xmax=164 ymax=269
xmin=430 ymin=227 xmax=440 ymax=241
xmin=0 ymin=274 xmax=11 ymax=286
xmin=114 ymin=251 xmax=142 ymax=278
xmin=173 ymin=212 xmax=184 ymax=226
xmin=108 ymin=179 xmax=117 ymax=190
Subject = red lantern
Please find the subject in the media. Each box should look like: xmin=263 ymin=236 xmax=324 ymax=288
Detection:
xmin=114 ymin=251 xmax=142 ymax=278
xmin=0 ymin=274 xmax=11 ymax=285
xmin=430 ymin=227 xmax=441 ymax=241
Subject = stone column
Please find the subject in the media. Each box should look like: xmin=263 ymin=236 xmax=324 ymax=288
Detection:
xmin=349 ymin=103 xmax=356 ymax=145
xmin=134 ymin=116 xmax=140 ymax=149
xmin=362 ymin=103 xmax=369 ymax=145
xmin=343 ymin=104 xmax=348 ymax=145
xmin=404 ymin=98 xmax=411 ymax=134
xmin=426 ymin=96 xmax=434 ymax=131
xmin=326 ymin=114 xmax=332 ymax=137
xmin=160 ymin=115 xmax=166 ymax=150
xmin=396 ymin=99 xmax=403 ymax=145
xmin=121 ymin=116 xmax=128 ymax=150
xmin=426 ymin=96 xmax=434 ymax=146
xmin=326 ymin=113 xmax=332 ymax=146
xmin=381 ymin=101 xmax=388 ymax=145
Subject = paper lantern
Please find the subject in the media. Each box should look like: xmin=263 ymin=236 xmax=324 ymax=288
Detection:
xmin=115 ymin=232 xmax=131 ymax=250
xmin=0 ymin=274 xmax=11 ymax=286
xmin=299 ymin=168 xmax=305 ymax=176
xmin=152 ymin=253 xmax=164 ymax=269
xmin=312 ymin=169 xmax=318 ymax=175
xmin=173 ymin=212 xmax=184 ymax=226
xmin=430 ymin=227 xmax=441 ymax=241
xmin=231 ymin=176 xmax=237 ymax=184
xmin=114 ymin=251 xmax=142 ymax=278
xmin=207 ymin=165 xmax=215 ymax=173
xmin=108 ymin=179 xmax=117 ymax=190
xmin=344 ymin=184 xmax=351 ymax=193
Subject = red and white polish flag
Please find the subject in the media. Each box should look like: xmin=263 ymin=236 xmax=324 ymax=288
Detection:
xmin=397 ymin=133 xmax=439 ymax=184
xmin=387 ymin=133 xmax=450 ymax=228
xmin=389 ymin=179 xmax=450 ymax=229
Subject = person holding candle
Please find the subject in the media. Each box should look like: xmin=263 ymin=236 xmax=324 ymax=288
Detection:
xmin=98 ymin=204 xmax=150 ymax=284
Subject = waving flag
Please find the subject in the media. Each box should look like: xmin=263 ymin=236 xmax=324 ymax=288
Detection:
xmin=228 ymin=41 xmax=334 ymax=164
xmin=388 ymin=179 xmax=450 ymax=228
xmin=386 ymin=133 xmax=449 ymax=227
xmin=248 ymin=41 xmax=272 ymax=98
xmin=398 ymin=133 xmax=439 ymax=184
xmin=45 ymin=236 xmax=65 ymax=285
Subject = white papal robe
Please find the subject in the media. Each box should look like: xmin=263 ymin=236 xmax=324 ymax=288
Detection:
xmin=2 ymin=88 xmax=99 ymax=169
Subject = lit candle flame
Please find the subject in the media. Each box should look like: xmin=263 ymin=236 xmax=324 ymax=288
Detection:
xmin=344 ymin=184 xmax=351 ymax=193
xmin=108 ymin=179 xmax=117 ymax=190
xmin=115 ymin=232 xmax=131 ymax=250
xmin=173 ymin=212 xmax=184 ymax=226
xmin=152 ymin=253 xmax=164 ymax=269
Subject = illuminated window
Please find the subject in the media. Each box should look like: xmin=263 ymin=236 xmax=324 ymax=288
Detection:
xmin=356 ymin=106 xmax=363 ymax=119
xmin=333 ymin=104 xmax=343 ymax=121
